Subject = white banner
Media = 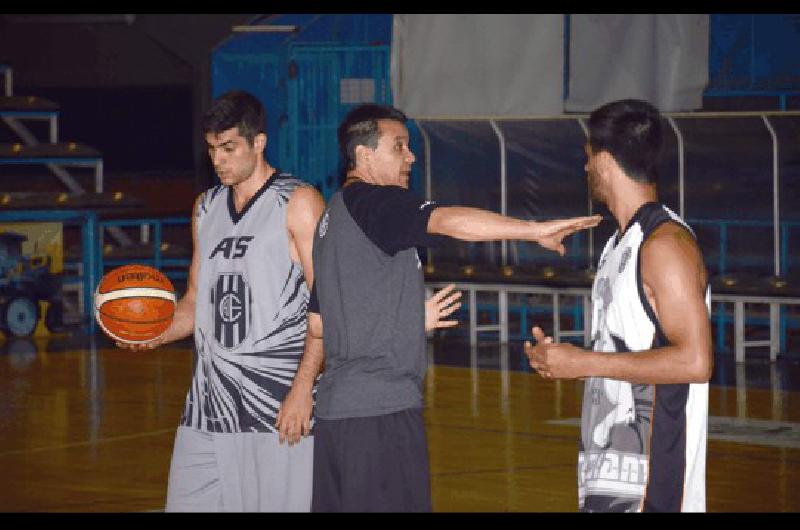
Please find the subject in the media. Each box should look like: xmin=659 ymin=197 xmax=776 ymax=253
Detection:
xmin=391 ymin=14 xmax=564 ymax=117
xmin=565 ymin=14 xmax=709 ymax=112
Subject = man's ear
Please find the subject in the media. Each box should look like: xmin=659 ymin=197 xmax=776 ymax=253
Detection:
xmin=597 ymin=150 xmax=618 ymax=173
xmin=354 ymin=144 xmax=370 ymax=167
xmin=254 ymin=132 xmax=267 ymax=152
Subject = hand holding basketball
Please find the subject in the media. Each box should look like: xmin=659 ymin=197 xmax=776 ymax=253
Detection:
xmin=94 ymin=264 xmax=176 ymax=349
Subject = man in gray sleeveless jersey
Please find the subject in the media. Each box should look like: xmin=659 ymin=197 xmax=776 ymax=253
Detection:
xmin=116 ymin=91 xmax=325 ymax=511
xmin=277 ymin=104 xmax=601 ymax=511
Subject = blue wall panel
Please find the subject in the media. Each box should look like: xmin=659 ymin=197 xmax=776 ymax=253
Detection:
xmin=709 ymin=14 xmax=800 ymax=91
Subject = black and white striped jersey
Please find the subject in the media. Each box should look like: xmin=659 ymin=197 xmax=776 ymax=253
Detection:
xmin=180 ymin=172 xmax=312 ymax=433
xmin=579 ymin=202 xmax=709 ymax=512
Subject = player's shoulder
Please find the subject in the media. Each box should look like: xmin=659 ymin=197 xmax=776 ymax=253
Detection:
xmin=199 ymin=184 xmax=226 ymax=204
xmin=642 ymin=221 xmax=703 ymax=274
xmin=268 ymin=171 xmax=320 ymax=203
xmin=649 ymin=220 xmax=697 ymax=247
xmin=285 ymin=181 xmax=323 ymax=202
xmin=194 ymin=185 xmax=225 ymax=215
xmin=271 ymin=171 xmax=308 ymax=190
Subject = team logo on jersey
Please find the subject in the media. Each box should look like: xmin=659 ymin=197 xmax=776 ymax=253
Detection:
xmin=211 ymin=273 xmax=252 ymax=349
xmin=318 ymin=210 xmax=330 ymax=238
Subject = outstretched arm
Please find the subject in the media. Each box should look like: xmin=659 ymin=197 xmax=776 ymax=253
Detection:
xmin=276 ymin=311 xmax=324 ymax=445
xmin=427 ymin=207 xmax=601 ymax=255
xmin=525 ymin=223 xmax=712 ymax=384
xmin=115 ymin=193 xmax=202 ymax=351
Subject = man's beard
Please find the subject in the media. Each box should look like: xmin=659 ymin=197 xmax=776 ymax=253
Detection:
xmin=587 ymin=170 xmax=605 ymax=204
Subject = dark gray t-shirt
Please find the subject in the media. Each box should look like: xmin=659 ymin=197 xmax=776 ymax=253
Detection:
xmin=309 ymin=181 xmax=439 ymax=419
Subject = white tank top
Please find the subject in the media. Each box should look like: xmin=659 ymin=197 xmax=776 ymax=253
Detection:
xmin=579 ymin=202 xmax=709 ymax=512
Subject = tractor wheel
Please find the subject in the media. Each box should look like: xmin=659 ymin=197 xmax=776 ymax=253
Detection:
xmin=3 ymin=296 xmax=40 ymax=338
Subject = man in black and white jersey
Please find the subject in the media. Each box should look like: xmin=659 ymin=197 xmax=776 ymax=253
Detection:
xmin=277 ymin=103 xmax=601 ymax=511
xmin=526 ymin=99 xmax=713 ymax=512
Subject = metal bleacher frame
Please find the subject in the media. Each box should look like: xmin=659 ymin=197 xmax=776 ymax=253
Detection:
xmin=0 ymin=64 xmax=104 ymax=195
xmin=415 ymin=110 xmax=800 ymax=362
xmin=98 ymin=217 xmax=191 ymax=280
xmin=0 ymin=64 xmax=128 ymax=249
xmin=426 ymin=281 xmax=592 ymax=348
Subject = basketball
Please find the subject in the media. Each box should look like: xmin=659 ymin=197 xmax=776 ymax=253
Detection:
xmin=94 ymin=264 xmax=176 ymax=344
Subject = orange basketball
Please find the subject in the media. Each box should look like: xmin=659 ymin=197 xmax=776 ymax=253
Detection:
xmin=94 ymin=264 xmax=176 ymax=344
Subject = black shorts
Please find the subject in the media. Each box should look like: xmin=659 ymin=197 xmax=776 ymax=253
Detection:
xmin=311 ymin=408 xmax=432 ymax=512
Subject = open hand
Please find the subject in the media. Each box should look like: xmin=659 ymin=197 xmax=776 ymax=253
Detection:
xmin=534 ymin=215 xmax=602 ymax=255
xmin=425 ymin=283 xmax=462 ymax=331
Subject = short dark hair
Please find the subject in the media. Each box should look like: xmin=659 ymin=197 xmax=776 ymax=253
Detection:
xmin=588 ymin=99 xmax=663 ymax=184
xmin=338 ymin=104 xmax=408 ymax=170
xmin=202 ymin=90 xmax=265 ymax=146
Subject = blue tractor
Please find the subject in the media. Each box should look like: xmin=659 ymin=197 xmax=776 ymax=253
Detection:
xmin=0 ymin=232 xmax=63 ymax=337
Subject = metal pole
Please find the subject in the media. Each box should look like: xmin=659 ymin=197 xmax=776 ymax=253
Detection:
xmin=577 ymin=118 xmax=593 ymax=269
xmin=83 ymin=212 xmax=99 ymax=334
xmin=469 ymin=288 xmax=478 ymax=346
xmin=154 ymin=222 xmax=163 ymax=271
xmin=489 ymin=120 xmax=508 ymax=266
xmin=415 ymin=120 xmax=432 ymax=202
xmin=95 ymin=159 xmax=104 ymax=193
xmin=4 ymin=67 xmax=12 ymax=97
xmin=666 ymin=117 xmax=685 ymax=218
xmin=416 ymin=120 xmax=433 ymax=266
xmin=49 ymin=114 xmax=58 ymax=143
xmin=761 ymin=115 xmax=780 ymax=277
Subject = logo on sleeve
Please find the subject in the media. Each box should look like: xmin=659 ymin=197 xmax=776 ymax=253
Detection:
xmin=419 ymin=201 xmax=435 ymax=210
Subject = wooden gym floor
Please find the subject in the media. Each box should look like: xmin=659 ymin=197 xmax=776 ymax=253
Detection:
xmin=0 ymin=332 xmax=798 ymax=512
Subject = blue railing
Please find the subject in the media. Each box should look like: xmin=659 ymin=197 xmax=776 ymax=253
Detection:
xmin=691 ymin=218 xmax=799 ymax=276
xmin=97 ymin=217 xmax=191 ymax=282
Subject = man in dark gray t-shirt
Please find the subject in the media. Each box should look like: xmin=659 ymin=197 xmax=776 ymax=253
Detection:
xmin=277 ymin=104 xmax=601 ymax=512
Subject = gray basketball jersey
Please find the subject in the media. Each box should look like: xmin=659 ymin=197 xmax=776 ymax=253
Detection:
xmin=312 ymin=185 xmax=432 ymax=420
xmin=180 ymin=173 xmax=312 ymax=433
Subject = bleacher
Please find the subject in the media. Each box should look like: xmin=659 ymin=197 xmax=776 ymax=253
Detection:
xmin=0 ymin=64 xmax=191 ymax=333
xmin=424 ymin=260 xmax=800 ymax=364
